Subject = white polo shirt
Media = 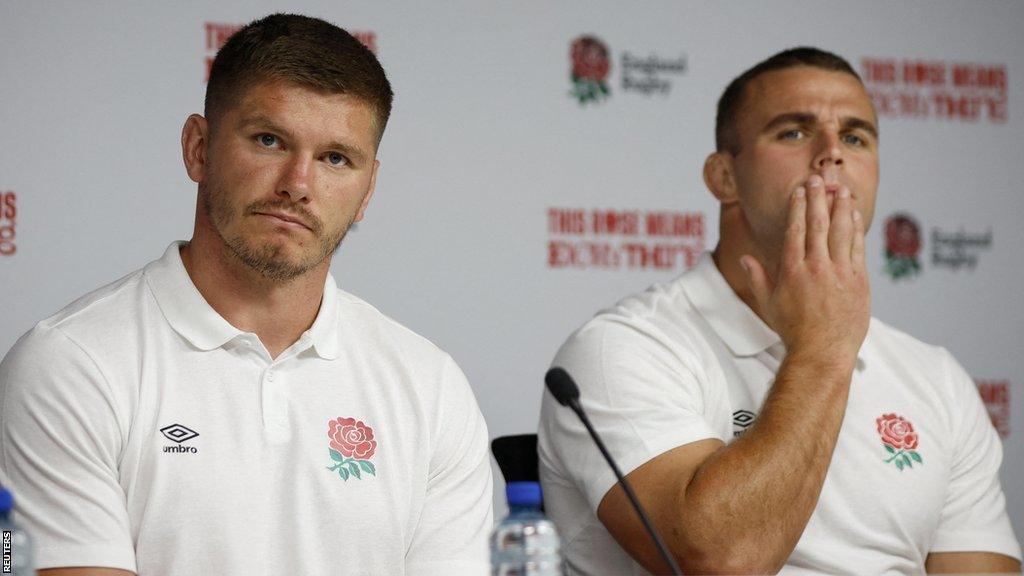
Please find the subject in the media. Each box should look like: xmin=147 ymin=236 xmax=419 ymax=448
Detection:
xmin=538 ymin=253 xmax=1020 ymax=575
xmin=0 ymin=242 xmax=492 ymax=576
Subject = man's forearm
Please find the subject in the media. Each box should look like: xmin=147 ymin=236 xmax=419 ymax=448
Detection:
xmin=673 ymin=350 xmax=855 ymax=573
xmin=602 ymin=179 xmax=871 ymax=574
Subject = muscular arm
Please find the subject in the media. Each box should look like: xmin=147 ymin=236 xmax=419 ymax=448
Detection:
xmin=926 ymin=551 xmax=1021 ymax=573
xmin=599 ymin=178 xmax=869 ymax=573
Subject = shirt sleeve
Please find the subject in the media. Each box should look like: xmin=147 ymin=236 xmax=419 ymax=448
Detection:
xmin=929 ymin=349 xmax=1021 ymax=560
xmin=404 ymin=355 xmax=493 ymax=575
xmin=540 ymin=317 xmax=722 ymax=513
xmin=0 ymin=324 xmax=137 ymax=573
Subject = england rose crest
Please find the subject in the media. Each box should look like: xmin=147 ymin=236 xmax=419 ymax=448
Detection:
xmin=883 ymin=213 xmax=922 ymax=280
xmin=876 ymin=413 xmax=922 ymax=471
xmin=325 ymin=417 xmax=377 ymax=481
xmin=570 ymin=35 xmax=611 ymax=104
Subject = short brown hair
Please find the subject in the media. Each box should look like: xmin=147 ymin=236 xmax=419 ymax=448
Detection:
xmin=206 ymin=13 xmax=393 ymax=142
xmin=715 ymin=47 xmax=861 ymax=155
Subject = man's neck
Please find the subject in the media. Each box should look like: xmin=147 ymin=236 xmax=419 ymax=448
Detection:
xmin=712 ymin=227 xmax=772 ymax=327
xmin=179 ymin=235 xmax=328 ymax=360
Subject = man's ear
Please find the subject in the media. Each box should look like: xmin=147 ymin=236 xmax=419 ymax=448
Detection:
xmin=181 ymin=114 xmax=209 ymax=184
xmin=703 ymin=152 xmax=739 ymax=205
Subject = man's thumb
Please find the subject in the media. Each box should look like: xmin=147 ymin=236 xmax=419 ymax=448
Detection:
xmin=740 ymin=255 xmax=772 ymax=312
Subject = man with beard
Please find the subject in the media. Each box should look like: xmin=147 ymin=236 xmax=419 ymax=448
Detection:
xmin=539 ymin=47 xmax=1020 ymax=574
xmin=0 ymin=14 xmax=491 ymax=576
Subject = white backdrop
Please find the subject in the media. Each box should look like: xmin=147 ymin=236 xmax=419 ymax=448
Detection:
xmin=2 ymin=0 xmax=1022 ymax=542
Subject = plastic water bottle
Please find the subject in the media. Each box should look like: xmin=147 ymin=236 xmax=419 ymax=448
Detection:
xmin=491 ymin=481 xmax=563 ymax=575
xmin=0 ymin=488 xmax=35 ymax=575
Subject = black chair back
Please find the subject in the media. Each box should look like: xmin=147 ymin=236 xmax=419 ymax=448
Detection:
xmin=491 ymin=434 xmax=539 ymax=483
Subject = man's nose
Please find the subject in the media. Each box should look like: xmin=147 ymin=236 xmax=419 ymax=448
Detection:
xmin=276 ymin=155 xmax=314 ymax=203
xmin=812 ymin=131 xmax=844 ymax=170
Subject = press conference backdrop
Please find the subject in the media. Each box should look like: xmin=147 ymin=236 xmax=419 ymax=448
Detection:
xmin=2 ymin=0 xmax=1022 ymax=535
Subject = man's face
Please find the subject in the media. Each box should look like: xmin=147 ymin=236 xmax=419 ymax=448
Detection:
xmin=725 ymin=66 xmax=879 ymax=272
xmin=195 ymin=80 xmax=379 ymax=281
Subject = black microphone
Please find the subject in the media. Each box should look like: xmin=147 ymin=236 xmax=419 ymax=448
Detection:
xmin=545 ymin=367 xmax=683 ymax=576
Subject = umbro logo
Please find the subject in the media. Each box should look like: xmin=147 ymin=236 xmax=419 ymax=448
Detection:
xmin=733 ymin=410 xmax=756 ymax=438
xmin=161 ymin=423 xmax=199 ymax=453
xmin=161 ymin=423 xmax=199 ymax=443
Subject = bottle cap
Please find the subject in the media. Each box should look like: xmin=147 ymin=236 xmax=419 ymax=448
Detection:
xmin=506 ymin=481 xmax=542 ymax=507
xmin=0 ymin=488 xmax=12 ymax=513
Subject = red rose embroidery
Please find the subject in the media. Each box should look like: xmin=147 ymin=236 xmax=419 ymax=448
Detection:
xmin=876 ymin=413 xmax=923 ymax=471
xmin=328 ymin=417 xmax=377 ymax=459
xmin=876 ymin=413 xmax=918 ymax=450
xmin=325 ymin=417 xmax=378 ymax=481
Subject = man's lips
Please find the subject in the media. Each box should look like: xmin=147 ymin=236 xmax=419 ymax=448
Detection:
xmin=255 ymin=211 xmax=312 ymax=231
xmin=799 ymin=183 xmax=846 ymax=198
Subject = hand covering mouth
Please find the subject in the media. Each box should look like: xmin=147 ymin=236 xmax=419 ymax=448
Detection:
xmin=820 ymin=167 xmax=843 ymax=196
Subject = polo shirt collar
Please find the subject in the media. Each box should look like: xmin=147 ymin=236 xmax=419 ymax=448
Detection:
xmin=144 ymin=242 xmax=340 ymax=359
xmin=306 ymin=273 xmax=340 ymax=360
xmin=681 ymin=253 xmax=780 ymax=357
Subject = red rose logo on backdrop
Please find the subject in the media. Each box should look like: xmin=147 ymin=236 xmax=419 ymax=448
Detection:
xmin=976 ymin=379 xmax=1010 ymax=439
xmin=570 ymin=35 xmax=611 ymax=104
xmin=326 ymin=417 xmax=377 ymax=481
xmin=883 ymin=213 xmax=922 ymax=280
xmin=886 ymin=217 xmax=921 ymax=258
xmin=0 ymin=190 xmax=15 ymax=256
xmin=876 ymin=413 xmax=923 ymax=471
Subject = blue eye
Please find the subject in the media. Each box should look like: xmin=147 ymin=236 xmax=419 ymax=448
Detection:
xmin=258 ymin=134 xmax=278 ymax=147
xmin=780 ymin=129 xmax=804 ymax=140
xmin=326 ymin=152 xmax=347 ymax=166
xmin=842 ymin=133 xmax=865 ymax=146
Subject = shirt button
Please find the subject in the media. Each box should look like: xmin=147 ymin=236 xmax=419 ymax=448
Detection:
xmin=267 ymin=372 xmax=275 ymax=381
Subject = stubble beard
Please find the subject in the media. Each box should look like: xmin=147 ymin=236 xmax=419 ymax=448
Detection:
xmin=200 ymin=182 xmax=353 ymax=282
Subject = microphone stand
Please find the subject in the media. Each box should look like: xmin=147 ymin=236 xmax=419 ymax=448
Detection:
xmin=564 ymin=396 xmax=683 ymax=576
